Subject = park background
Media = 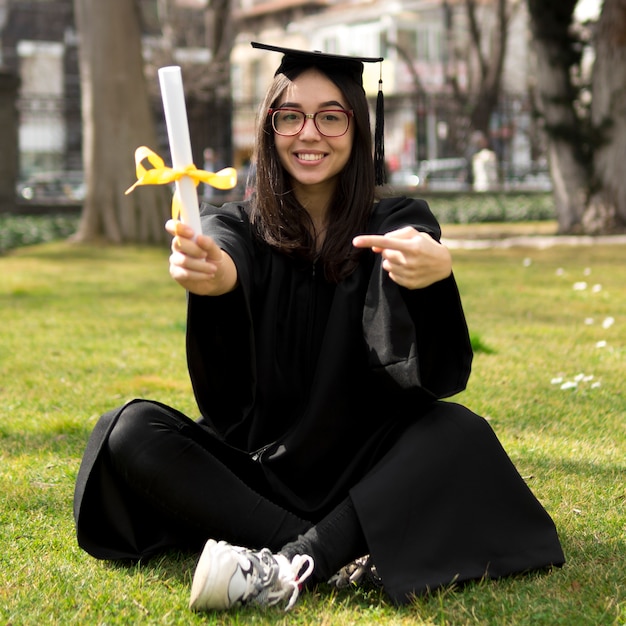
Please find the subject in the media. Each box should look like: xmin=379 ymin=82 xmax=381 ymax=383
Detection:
xmin=1 ymin=0 xmax=625 ymax=624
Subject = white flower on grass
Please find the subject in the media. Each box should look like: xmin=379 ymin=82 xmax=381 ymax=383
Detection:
xmin=553 ymin=372 xmax=600 ymax=391
xmin=584 ymin=267 xmax=591 ymax=276
xmin=602 ymin=317 xmax=615 ymax=329
xmin=573 ymin=282 xmax=588 ymax=291
xmin=584 ymin=318 xmax=594 ymax=325
xmin=556 ymin=268 xmax=565 ymax=276
xmin=573 ymin=373 xmax=595 ymax=383
xmin=596 ymin=340 xmax=607 ymax=348
xmin=523 ymin=257 xmax=532 ymax=267
xmin=591 ymin=284 xmax=602 ymax=293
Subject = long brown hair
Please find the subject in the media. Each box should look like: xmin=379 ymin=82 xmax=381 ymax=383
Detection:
xmin=250 ymin=67 xmax=376 ymax=282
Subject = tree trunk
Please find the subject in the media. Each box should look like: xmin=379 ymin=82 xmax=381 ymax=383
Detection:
xmin=527 ymin=0 xmax=588 ymax=233
xmin=533 ymin=47 xmax=588 ymax=233
xmin=466 ymin=0 xmax=508 ymax=136
xmin=73 ymin=0 xmax=170 ymax=244
xmin=584 ymin=0 xmax=626 ymax=233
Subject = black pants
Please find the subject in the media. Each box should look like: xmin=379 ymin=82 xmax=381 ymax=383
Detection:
xmin=102 ymin=400 xmax=367 ymax=582
xmin=106 ymin=400 xmax=314 ymax=551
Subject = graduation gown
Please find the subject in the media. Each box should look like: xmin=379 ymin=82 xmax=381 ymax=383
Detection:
xmin=74 ymin=197 xmax=564 ymax=602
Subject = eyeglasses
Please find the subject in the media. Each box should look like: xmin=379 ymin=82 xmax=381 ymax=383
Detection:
xmin=268 ymin=108 xmax=353 ymax=137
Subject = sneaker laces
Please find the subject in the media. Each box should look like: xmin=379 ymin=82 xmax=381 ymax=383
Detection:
xmin=233 ymin=548 xmax=279 ymax=605
xmin=233 ymin=548 xmax=314 ymax=611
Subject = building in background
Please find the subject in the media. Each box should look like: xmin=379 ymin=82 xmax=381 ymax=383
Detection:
xmin=1 ymin=0 xmax=559 ymax=197
xmin=1 ymin=0 xmax=238 ymax=195
xmin=1 ymin=0 xmax=80 ymax=178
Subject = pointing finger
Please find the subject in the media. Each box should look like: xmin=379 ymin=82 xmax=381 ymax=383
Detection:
xmin=353 ymin=232 xmax=425 ymax=252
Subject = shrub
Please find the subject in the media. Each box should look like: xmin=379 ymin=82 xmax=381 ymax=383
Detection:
xmin=0 ymin=214 xmax=79 ymax=254
xmin=405 ymin=191 xmax=555 ymax=224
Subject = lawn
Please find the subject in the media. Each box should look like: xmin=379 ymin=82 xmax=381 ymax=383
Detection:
xmin=0 ymin=236 xmax=624 ymax=625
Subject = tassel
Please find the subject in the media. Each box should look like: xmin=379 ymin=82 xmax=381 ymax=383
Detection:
xmin=374 ymin=78 xmax=386 ymax=186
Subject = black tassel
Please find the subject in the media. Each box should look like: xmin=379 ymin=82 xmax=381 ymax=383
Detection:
xmin=374 ymin=78 xmax=385 ymax=186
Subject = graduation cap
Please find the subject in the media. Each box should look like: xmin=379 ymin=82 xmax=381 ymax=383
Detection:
xmin=251 ymin=41 xmax=386 ymax=185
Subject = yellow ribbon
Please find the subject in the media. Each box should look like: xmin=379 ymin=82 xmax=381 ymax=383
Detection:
xmin=125 ymin=146 xmax=237 ymax=219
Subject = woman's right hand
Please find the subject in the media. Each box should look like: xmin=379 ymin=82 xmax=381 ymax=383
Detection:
xmin=166 ymin=220 xmax=238 ymax=296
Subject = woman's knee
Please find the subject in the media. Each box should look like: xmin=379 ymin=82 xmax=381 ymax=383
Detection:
xmin=106 ymin=400 xmax=174 ymax=461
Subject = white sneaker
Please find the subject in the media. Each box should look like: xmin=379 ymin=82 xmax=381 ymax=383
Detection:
xmin=189 ymin=539 xmax=315 ymax=612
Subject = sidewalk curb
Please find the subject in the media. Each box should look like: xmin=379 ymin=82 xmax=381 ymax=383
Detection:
xmin=442 ymin=235 xmax=626 ymax=249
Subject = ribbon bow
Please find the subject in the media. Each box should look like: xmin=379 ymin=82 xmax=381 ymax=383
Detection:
xmin=125 ymin=146 xmax=237 ymax=219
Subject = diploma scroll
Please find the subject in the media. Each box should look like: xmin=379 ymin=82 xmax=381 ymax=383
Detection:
xmin=158 ymin=66 xmax=203 ymax=235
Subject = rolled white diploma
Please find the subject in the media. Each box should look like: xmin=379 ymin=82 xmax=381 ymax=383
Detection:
xmin=158 ymin=66 xmax=203 ymax=235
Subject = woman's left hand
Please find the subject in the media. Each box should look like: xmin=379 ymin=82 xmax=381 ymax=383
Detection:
xmin=353 ymin=226 xmax=452 ymax=289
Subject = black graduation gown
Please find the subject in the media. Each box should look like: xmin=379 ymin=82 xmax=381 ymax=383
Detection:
xmin=74 ymin=197 xmax=564 ymax=602
xmin=185 ymin=197 xmax=474 ymax=513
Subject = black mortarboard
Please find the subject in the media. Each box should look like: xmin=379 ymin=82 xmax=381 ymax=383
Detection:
xmin=251 ymin=41 xmax=386 ymax=185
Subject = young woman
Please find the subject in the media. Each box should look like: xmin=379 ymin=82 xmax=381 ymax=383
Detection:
xmin=74 ymin=42 xmax=564 ymax=612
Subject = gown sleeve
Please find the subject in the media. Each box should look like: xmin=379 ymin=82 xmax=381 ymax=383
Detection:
xmin=184 ymin=202 xmax=257 ymax=441
xmin=362 ymin=197 xmax=473 ymax=399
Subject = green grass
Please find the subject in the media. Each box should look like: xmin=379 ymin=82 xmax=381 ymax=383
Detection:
xmin=1 ymin=237 xmax=624 ymax=625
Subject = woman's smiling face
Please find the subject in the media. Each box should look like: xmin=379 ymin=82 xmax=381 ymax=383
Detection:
xmin=273 ymin=68 xmax=354 ymax=198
